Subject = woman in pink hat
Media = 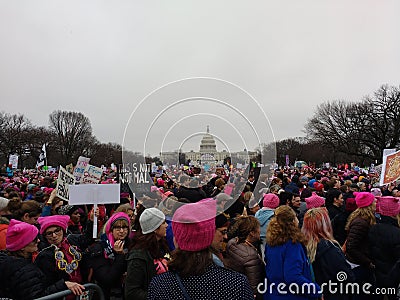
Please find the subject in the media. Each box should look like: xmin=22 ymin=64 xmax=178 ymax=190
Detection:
xmin=147 ymin=200 xmax=254 ymax=300
xmin=0 ymin=219 xmax=84 ymax=299
xmin=344 ymin=192 xmax=376 ymax=300
xmin=368 ymin=196 xmax=400 ymax=300
xmin=86 ymin=212 xmax=131 ymax=300
xmin=35 ymin=212 xmax=96 ymax=299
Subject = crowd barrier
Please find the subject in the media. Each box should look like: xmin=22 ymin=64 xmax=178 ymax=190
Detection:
xmin=34 ymin=283 xmax=104 ymax=300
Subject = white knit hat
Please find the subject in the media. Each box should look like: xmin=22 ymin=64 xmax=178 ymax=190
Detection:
xmin=139 ymin=208 xmax=165 ymax=234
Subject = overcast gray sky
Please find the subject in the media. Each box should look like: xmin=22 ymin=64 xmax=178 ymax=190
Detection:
xmin=1 ymin=1 xmax=400 ymax=156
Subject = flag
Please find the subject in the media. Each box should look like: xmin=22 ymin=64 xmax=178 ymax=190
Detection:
xmin=36 ymin=144 xmax=46 ymax=168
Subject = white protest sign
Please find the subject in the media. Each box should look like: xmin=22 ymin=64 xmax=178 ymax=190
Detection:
xmin=82 ymin=164 xmax=103 ymax=184
xmin=56 ymin=166 xmax=76 ymax=201
xmin=73 ymin=156 xmax=90 ymax=183
xmin=8 ymin=154 xmax=18 ymax=169
xmin=69 ymin=184 xmax=120 ymax=238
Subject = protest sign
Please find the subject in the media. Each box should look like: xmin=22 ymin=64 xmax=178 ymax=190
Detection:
xmin=56 ymin=166 xmax=76 ymax=201
xmin=8 ymin=154 xmax=18 ymax=169
xmin=69 ymin=184 xmax=120 ymax=237
xmin=73 ymin=156 xmax=90 ymax=183
xmin=82 ymin=164 xmax=103 ymax=184
xmin=380 ymin=149 xmax=400 ymax=185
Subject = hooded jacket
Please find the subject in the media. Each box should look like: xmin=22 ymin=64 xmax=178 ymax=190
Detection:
xmin=255 ymin=208 xmax=274 ymax=242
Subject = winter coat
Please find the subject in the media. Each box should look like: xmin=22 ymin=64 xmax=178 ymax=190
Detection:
xmin=224 ymin=237 xmax=265 ymax=295
xmin=86 ymin=241 xmax=128 ymax=299
xmin=345 ymin=217 xmax=373 ymax=267
xmin=264 ymin=240 xmax=321 ymax=299
xmin=369 ymin=215 xmax=400 ymax=289
xmin=330 ymin=211 xmax=350 ymax=246
xmin=0 ymin=250 xmax=67 ymax=300
xmin=35 ymin=232 xmax=93 ymax=287
xmin=327 ymin=205 xmax=343 ymax=221
xmin=255 ymin=208 xmax=274 ymax=242
xmin=147 ymin=264 xmax=254 ymax=299
xmin=312 ymin=239 xmax=355 ymax=300
xmin=125 ymin=248 xmax=156 ymax=300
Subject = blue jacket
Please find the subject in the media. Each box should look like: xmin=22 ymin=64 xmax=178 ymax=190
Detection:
xmin=165 ymin=217 xmax=174 ymax=251
xmin=255 ymin=208 xmax=274 ymax=242
xmin=263 ymin=240 xmax=321 ymax=299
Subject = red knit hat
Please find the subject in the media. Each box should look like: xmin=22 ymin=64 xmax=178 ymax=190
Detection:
xmin=354 ymin=192 xmax=375 ymax=208
xmin=6 ymin=219 xmax=38 ymax=251
xmin=345 ymin=198 xmax=357 ymax=212
xmin=263 ymin=193 xmax=279 ymax=209
xmin=376 ymin=196 xmax=400 ymax=217
xmin=305 ymin=192 xmax=325 ymax=209
xmin=172 ymin=199 xmax=216 ymax=251
xmin=38 ymin=215 xmax=70 ymax=234
xmin=313 ymin=182 xmax=324 ymax=192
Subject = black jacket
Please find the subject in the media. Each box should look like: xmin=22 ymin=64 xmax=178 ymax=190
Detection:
xmin=330 ymin=210 xmax=350 ymax=246
xmin=125 ymin=248 xmax=157 ymax=300
xmin=313 ymin=239 xmax=355 ymax=300
xmin=369 ymin=215 xmax=400 ymax=288
xmin=0 ymin=250 xmax=67 ymax=300
xmin=86 ymin=241 xmax=128 ymax=299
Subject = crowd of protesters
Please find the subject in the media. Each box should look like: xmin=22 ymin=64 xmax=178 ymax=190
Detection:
xmin=0 ymin=163 xmax=399 ymax=299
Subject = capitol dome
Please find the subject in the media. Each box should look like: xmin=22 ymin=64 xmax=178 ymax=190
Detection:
xmin=200 ymin=125 xmax=217 ymax=153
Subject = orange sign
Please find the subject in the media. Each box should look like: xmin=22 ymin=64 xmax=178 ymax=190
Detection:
xmin=381 ymin=150 xmax=400 ymax=185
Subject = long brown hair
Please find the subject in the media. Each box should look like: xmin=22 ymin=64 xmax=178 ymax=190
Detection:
xmin=266 ymin=205 xmax=305 ymax=246
xmin=168 ymin=248 xmax=213 ymax=277
xmin=345 ymin=205 xmax=376 ymax=231
xmin=8 ymin=199 xmax=41 ymax=220
xmin=229 ymin=215 xmax=259 ymax=243
xmin=130 ymin=230 xmax=169 ymax=259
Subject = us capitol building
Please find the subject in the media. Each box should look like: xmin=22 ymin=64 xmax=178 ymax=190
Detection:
xmin=160 ymin=126 xmax=257 ymax=167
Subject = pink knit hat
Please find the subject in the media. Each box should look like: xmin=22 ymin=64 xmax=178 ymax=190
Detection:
xmin=172 ymin=199 xmax=216 ymax=251
xmin=6 ymin=219 xmax=38 ymax=251
xmin=105 ymin=212 xmax=130 ymax=247
xmin=263 ymin=193 xmax=279 ymax=209
xmin=38 ymin=215 xmax=70 ymax=234
xmin=354 ymin=192 xmax=375 ymax=208
xmin=376 ymin=196 xmax=400 ymax=217
xmin=305 ymin=192 xmax=325 ymax=209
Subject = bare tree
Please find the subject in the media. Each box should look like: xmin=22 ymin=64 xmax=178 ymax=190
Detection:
xmin=0 ymin=112 xmax=33 ymax=165
xmin=49 ymin=110 xmax=94 ymax=165
xmin=305 ymin=85 xmax=400 ymax=163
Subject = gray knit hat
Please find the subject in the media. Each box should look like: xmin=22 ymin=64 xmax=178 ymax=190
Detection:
xmin=139 ymin=207 xmax=165 ymax=234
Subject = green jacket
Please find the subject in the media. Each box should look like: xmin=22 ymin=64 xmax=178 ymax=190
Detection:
xmin=125 ymin=249 xmax=156 ymax=300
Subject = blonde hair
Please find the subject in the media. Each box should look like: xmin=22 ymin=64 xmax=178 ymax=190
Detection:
xmin=345 ymin=205 xmax=376 ymax=231
xmin=301 ymin=207 xmax=337 ymax=263
xmin=266 ymin=205 xmax=305 ymax=247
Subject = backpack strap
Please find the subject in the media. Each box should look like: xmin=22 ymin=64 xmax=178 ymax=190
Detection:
xmin=173 ymin=272 xmax=191 ymax=300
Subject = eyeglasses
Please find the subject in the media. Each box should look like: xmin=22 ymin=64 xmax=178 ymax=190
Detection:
xmin=113 ymin=226 xmax=129 ymax=231
xmin=218 ymin=229 xmax=228 ymax=235
xmin=44 ymin=227 xmax=62 ymax=237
